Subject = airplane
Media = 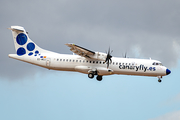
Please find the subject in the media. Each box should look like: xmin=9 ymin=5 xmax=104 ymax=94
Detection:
xmin=8 ymin=26 xmax=171 ymax=82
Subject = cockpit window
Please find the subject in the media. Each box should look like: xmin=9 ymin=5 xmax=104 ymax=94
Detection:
xmin=152 ymin=62 xmax=163 ymax=66
xmin=159 ymin=63 xmax=163 ymax=66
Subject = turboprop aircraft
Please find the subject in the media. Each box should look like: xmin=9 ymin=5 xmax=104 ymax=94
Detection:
xmin=8 ymin=26 xmax=171 ymax=82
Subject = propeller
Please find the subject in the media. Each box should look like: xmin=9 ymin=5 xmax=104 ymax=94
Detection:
xmin=122 ymin=51 xmax=127 ymax=58
xmin=124 ymin=52 xmax=127 ymax=58
xmin=105 ymin=47 xmax=113 ymax=68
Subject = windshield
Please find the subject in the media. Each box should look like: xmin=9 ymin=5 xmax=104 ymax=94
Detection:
xmin=152 ymin=62 xmax=163 ymax=66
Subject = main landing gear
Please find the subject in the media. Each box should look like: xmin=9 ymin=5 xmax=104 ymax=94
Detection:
xmin=96 ymin=75 xmax=102 ymax=81
xmin=88 ymin=73 xmax=94 ymax=79
xmin=88 ymin=72 xmax=103 ymax=81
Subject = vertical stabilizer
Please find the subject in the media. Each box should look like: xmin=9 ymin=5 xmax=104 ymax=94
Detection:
xmin=8 ymin=26 xmax=47 ymax=56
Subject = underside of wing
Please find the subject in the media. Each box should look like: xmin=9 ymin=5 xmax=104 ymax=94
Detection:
xmin=65 ymin=43 xmax=95 ymax=58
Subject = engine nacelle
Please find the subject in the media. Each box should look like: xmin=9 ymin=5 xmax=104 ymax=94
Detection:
xmin=89 ymin=52 xmax=107 ymax=61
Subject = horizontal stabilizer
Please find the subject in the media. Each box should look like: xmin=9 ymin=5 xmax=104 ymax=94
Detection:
xmin=8 ymin=26 xmax=25 ymax=32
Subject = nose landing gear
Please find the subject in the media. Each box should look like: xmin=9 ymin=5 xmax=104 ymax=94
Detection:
xmin=158 ymin=76 xmax=162 ymax=83
xmin=158 ymin=79 xmax=162 ymax=82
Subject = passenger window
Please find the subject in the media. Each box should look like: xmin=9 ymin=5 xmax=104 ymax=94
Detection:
xmin=60 ymin=59 xmax=62 ymax=61
xmin=116 ymin=62 xmax=118 ymax=65
xmin=73 ymin=60 xmax=75 ymax=62
xmin=76 ymin=60 xmax=78 ymax=62
xmin=69 ymin=59 xmax=71 ymax=62
xmin=113 ymin=62 xmax=115 ymax=65
xmin=96 ymin=61 xmax=98 ymax=64
xmin=57 ymin=59 xmax=59 ymax=61
xmin=99 ymin=61 xmax=101 ymax=64
xmin=86 ymin=60 xmax=88 ymax=63
xmin=63 ymin=59 xmax=65 ymax=61
xmin=93 ymin=61 xmax=95 ymax=63
xmin=66 ymin=59 xmax=68 ymax=62
xmin=90 ymin=61 xmax=91 ymax=63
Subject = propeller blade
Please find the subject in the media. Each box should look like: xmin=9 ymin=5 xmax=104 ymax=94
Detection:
xmin=105 ymin=47 xmax=113 ymax=68
xmin=107 ymin=60 xmax=109 ymax=68
xmin=122 ymin=52 xmax=127 ymax=58
xmin=108 ymin=47 xmax=110 ymax=54
xmin=124 ymin=51 xmax=127 ymax=58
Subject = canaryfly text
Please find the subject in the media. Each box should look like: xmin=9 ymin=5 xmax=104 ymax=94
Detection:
xmin=119 ymin=64 xmax=156 ymax=72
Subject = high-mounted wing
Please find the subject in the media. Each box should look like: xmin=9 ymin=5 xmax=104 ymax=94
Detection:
xmin=66 ymin=43 xmax=111 ymax=68
xmin=65 ymin=43 xmax=95 ymax=58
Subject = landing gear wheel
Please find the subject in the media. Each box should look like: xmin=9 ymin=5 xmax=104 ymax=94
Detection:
xmin=88 ymin=73 xmax=94 ymax=79
xmin=96 ymin=75 xmax=102 ymax=81
xmin=158 ymin=79 xmax=162 ymax=83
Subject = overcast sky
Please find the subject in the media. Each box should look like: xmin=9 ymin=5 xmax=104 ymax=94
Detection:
xmin=1 ymin=0 xmax=180 ymax=79
xmin=1 ymin=0 xmax=180 ymax=120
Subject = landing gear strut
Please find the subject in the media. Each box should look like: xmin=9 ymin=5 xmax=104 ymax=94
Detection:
xmin=158 ymin=76 xmax=162 ymax=83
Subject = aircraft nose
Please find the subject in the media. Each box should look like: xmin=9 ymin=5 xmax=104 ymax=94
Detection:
xmin=166 ymin=69 xmax=171 ymax=75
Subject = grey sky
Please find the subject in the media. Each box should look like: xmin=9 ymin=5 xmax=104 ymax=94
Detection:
xmin=1 ymin=0 xmax=180 ymax=79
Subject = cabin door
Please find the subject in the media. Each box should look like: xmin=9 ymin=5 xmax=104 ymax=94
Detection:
xmin=46 ymin=58 xmax=51 ymax=66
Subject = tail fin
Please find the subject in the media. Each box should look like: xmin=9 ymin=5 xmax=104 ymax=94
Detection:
xmin=8 ymin=26 xmax=46 ymax=56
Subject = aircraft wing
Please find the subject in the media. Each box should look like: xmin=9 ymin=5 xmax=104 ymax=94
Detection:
xmin=65 ymin=43 xmax=95 ymax=58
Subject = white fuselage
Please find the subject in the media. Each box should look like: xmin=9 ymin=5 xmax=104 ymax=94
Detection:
xmin=9 ymin=52 xmax=168 ymax=77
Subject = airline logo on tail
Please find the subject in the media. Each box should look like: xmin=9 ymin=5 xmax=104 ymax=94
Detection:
xmin=9 ymin=26 xmax=40 ymax=56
